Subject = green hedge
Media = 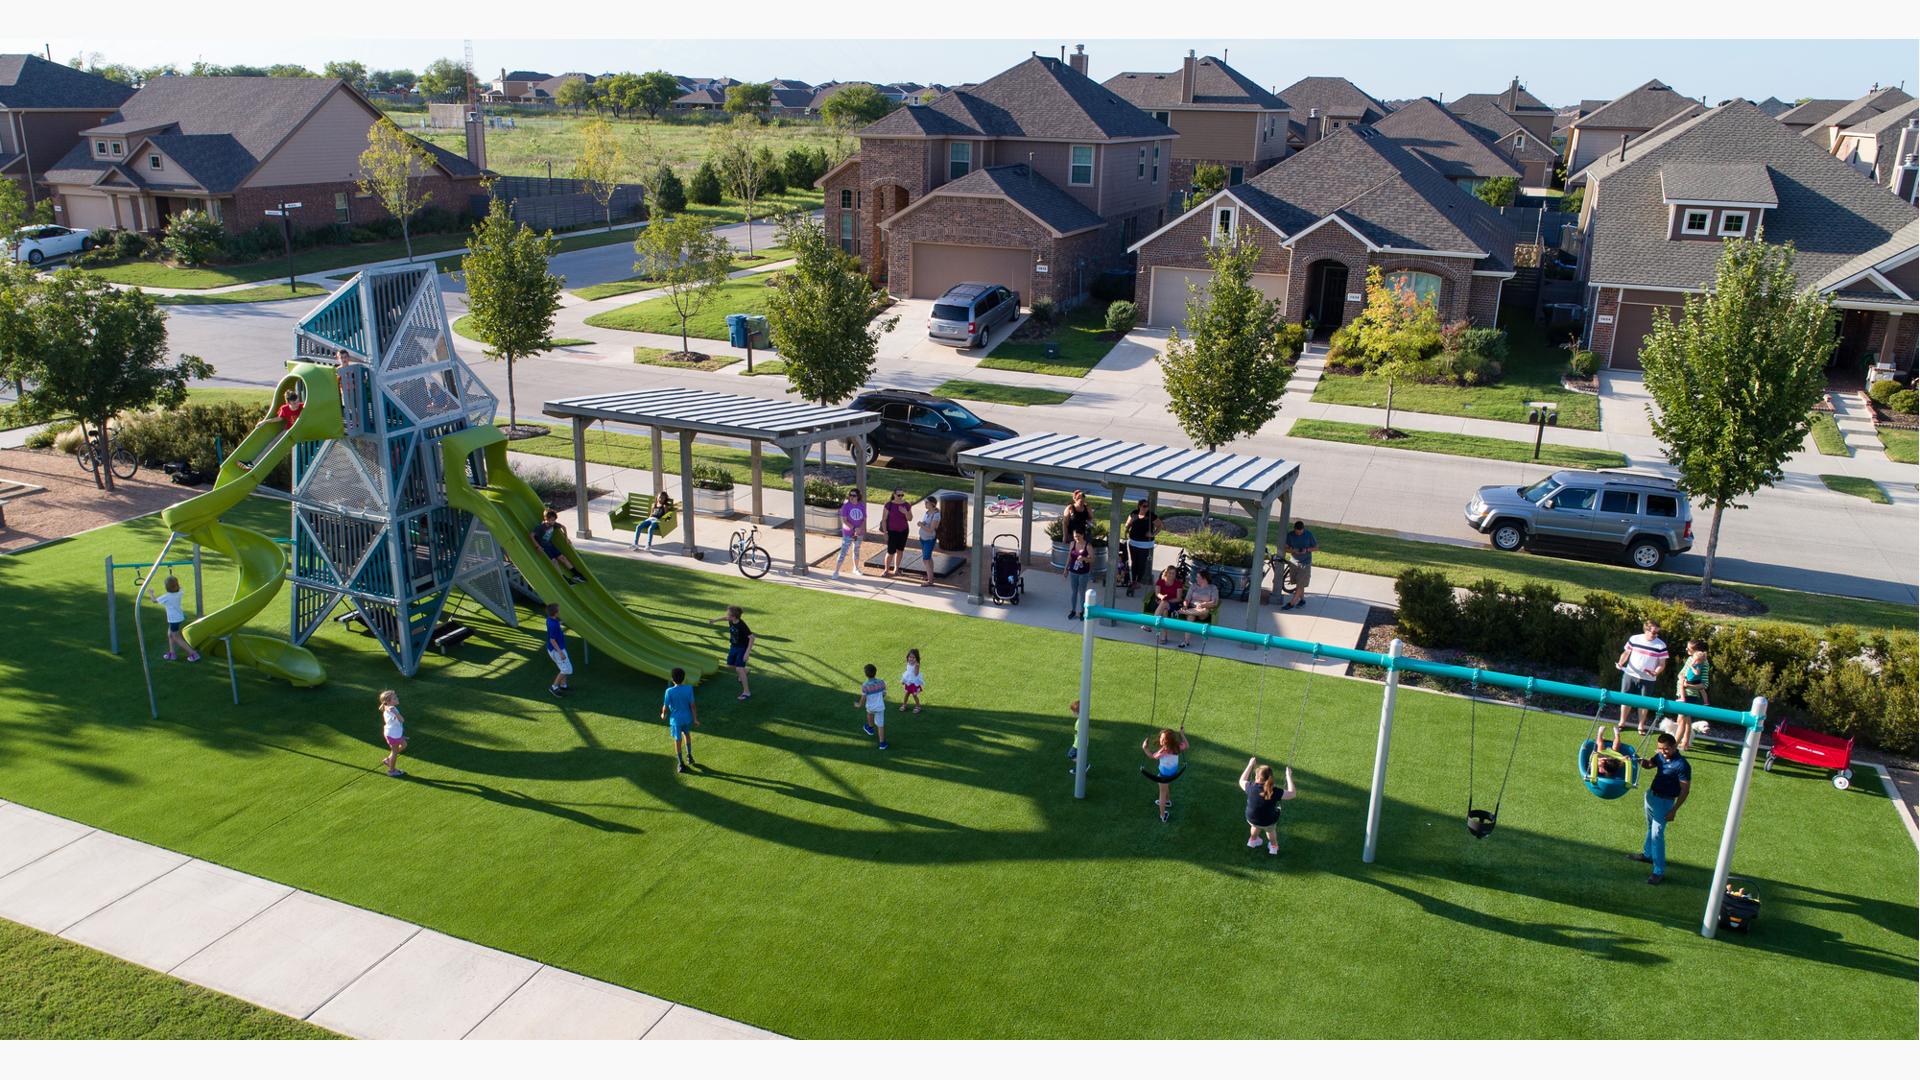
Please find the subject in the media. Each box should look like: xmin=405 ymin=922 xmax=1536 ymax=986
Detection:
xmin=1394 ymin=568 xmax=1916 ymax=753
xmin=115 ymin=402 xmax=288 ymax=488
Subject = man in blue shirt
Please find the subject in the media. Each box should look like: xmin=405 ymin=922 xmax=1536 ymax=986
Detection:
xmin=661 ymin=666 xmax=699 ymax=774
xmin=1630 ymin=732 xmax=1690 ymax=884
xmin=1280 ymin=520 xmax=1317 ymax=611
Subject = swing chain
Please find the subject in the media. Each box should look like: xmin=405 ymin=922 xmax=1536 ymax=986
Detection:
xmin=1283 ymin=644 xmax=1320 ymax=770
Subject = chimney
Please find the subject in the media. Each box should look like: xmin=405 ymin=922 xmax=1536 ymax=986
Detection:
xmin=464 ymin=109 xmax=488 ymax=171
xmin=1069 ymin=44 xmax=1088 ymax=77
xmin=1310 ymin=106 xmax=1321 ymax=140
xmin=1180 ymin=50 xmax=1197 ymax=104
xmin=1506 ymin=76 xmax=1520 ymax=110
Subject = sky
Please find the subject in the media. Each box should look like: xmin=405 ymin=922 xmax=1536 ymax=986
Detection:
xmin=17 ymin=38 xmax=1918 ymax=107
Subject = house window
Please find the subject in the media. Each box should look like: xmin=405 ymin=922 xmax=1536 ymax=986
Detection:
xmin=948 ymin=142 xmax=971 ymax=181
xmin=1384 ymin=269 xmax=1443 ymax=307
xmin=1680 ymin=209 xmax=1712 ymax=235
xmin=1212 ymin=205 xmax=1237 ymax=243
xmin=1228 ymin=166 xmax=1244 ymax=185
xmin=1152 ymin=144 xmax=1160 ymax=182
xmin=839 ymin=212 xmax=856 ymax=255
xmin=1513 ymin=134 xmax=1525 ymax=151
xmin=1069 ymin=145 xmax=1094 ymax=186
xmin=1718 ymin=211 xmax=1748 ymax=237
xmin=149 ymin=154 xmax=162 ymax=170
xmin=205 ymin=199 xmax=222 ymax=224
xmin=1138 ymin=148 xmax=1146 ymax=179
xmin=334 ymin=192 xmax=350 ymax=224
xmin=1151 ymin=111 xmax=1169 ymax=125
xmin=110 ymin=141 xmax=122 ymax=155
xmin=94 ymin=140 xmax=107 ymax=155
xmin=840 ymin=189 xmax=853 ymax=209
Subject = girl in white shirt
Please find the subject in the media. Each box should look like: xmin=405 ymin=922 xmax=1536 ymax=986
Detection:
xmin=152 ymin=576 xmax=199 ymax=662
xmin=378 ymin=689 xmax=408 ymax=778
xmin=901 ymin=648 xmax=925 ymax=714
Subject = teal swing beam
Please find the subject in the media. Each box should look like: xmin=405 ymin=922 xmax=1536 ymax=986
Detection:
xmin=1073 ymin=594 xmax=1769 ymax=942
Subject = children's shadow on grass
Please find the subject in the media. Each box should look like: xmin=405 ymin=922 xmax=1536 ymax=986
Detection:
xmin=686 ymin=761 xmax=974 ymax=834
xmin=406 ymin=774 xmax=648 ymax=835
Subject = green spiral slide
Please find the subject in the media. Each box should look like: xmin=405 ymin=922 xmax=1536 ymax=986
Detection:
xmin=159 ymin=364 xmax=344 ymax=687
xmin=439 ymin=425 xmax=719 ymax=685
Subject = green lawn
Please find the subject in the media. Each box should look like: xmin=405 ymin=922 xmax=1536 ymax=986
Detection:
xmin=633 ymin=345 xmax=736 ymax=371
xmin=1809 ymin=412 xmax=1849 ymax=456
xmin=449 ymin=314 xmax=590 ymax=349
xmin=933 ymin=379 xmax=1073 ymax=407
xmin=0 ymin=917 xmax=331 ymax=1038
xmin=569 ymin=246 xmax=794 ymax=301
xmin=1821 ymin=475 xmax=1892 ymax=505
xmin=153 ymin=282 xmax=330 ymax=306
xmin=583 ymin=277 xmax=773 ymax=339
xmin=1878 ymin=426 xmax=1917 ymax=465
xmin=0 ymin=502 xmax=1911 ymax=1038
xmin=979 ymin=304 xmax=1122 ymax=378
xmin=1289 ymin=419 xmax=1628 ymax=469
xmin=1312 ymin=318 xmax=1601 ymax=430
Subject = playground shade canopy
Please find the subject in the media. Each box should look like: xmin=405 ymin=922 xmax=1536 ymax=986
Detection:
xmin=955 ymin=433 xmax=1302 ymax=628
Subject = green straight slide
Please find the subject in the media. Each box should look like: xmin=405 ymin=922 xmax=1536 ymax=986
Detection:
xmin=439 ymin=425 xmax=719 ymax=685
xmin=159 ymin=364 xmax=344 ymax=687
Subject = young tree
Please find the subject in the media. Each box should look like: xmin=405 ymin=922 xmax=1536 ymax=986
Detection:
xmin=357 ymin=120 xmax=435 ymax=263
xmin=635 ymin=71 xmax=681 ymax=119
xmin=1639 ymin=236 xmax=1837 ymax=593
xmin=755 ymin=146 xmax=786 ymax=196
xmin=648 ymin=164 xmax=688 ymax=215
xmin=265 ymin=63 xmax=320 ymax=79
xmin=765 ymin=213 xmax=899 ymax=466
xmin=689 ymin=161 xmax=724 ymax=205
xmin=460 ymin=203 xmax=563 ymax=434
xmin=1332 ymin=266 xmax=1444 ymax=436
xmin=1559 ymin=186 xmax=1585 ymax=213
xmin=161 ymin=210 xmax=224 ymax=267
xmin=1192 ymin=162 xmax=1228 ymax=197
xmin=323 ymin=60 xmax=368 ymax=89
xmin=370 ymin=69 xmax=417 ymax=94
xmin=0 ymin=177 xmax=50 ymax=239
xmin=599 ymin=73 xmax=641 ymax=118
xmin=782 ymin=146 xmax=818 ymax=189
xmin=415 ymin=58 xmax=469 ymax=101
xmin=1158 ymin=232 xmax=1299 ymax=523
xmin=1476 ymin=175 xmax=1518 ymax=208
xmin=724 ymin=82 xmax=774 ymax=119
xmin=711 ymin=118 xmax=769 ymax=252
xmin=572 ymin=118 xmax=626 ymax=230
xmin=5 ymin=271 xmax=210 ymax=490
xmin=630 ymin=215 xmax=733 ymax=357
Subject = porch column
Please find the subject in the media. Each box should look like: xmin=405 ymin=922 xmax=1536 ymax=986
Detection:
xmin=1018 ymin=472 xmax=1035 ymax=566
xmin=750 ymin=439 xmax=765 ymax=523
xmin=1245 ymin=497 xmax=1273 ymax=637
xmin=967 ymin=466 xmax=988 ymax=604
xmin=571 ymin=418 xmax=591 ymax=538
xmin=650 ymin=426 xmax=665 ymax=497
xmin=790 ymin=441 xmax=808 ymax=575
xmin=678 ymin=430 xmax=697 ymax=558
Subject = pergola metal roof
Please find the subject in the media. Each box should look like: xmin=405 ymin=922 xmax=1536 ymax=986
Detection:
xmin=957 ymin=432 xmax=1301 ymax=504
xmin=544 ymin=388 xmax=880 ymax=449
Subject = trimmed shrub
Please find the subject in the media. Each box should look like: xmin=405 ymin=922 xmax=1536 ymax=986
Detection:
xmin=691 ymin=462 xmax=735 ymax=491
xmin=689 ymin=161 xmax=724 ymax=205
xmin=648 ymin=164 xmax=687 ymax=215
xmin=1273 ymin=322 xmax=1308 ymax=360
xmin=161 ymin=210 xmax=224 ymax=267
xmin=1104 ymin=300 xmax=1138 ymax=336
xmin=116 ymin=402 xmax=290 ymax=487
xmin=1183 ymin=528 xmax=1253 ymax=566
xmin=804 ymin=474 xmax=845 ymax=508
xmin=1567 ymin=350 xmax=1600 ymax=379
xmin=1867 ymin=379 xmax=1900 ymax=406
xmin=1028 ymin=297 xmax=1057 ymax=325
xmin=1045 ymin=516 xmax=1108 ymax=542
xmin=1394 ymin=568 xmax=1458 ymax=646
xmin=1888 ymin=388 xmax=1917 ymax=415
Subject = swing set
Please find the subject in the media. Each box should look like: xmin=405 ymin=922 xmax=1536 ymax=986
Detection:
xmin=1071 ymin=591 xmax=1771 ymax=941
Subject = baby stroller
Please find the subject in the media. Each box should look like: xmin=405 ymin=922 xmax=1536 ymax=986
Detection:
xmin=988 ymin=534 xmax=1024 ymax=605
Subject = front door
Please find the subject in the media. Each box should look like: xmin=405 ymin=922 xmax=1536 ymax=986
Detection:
xmin=1831 ymin=310 xmax=1876 ymax=384
xmin=1307 ymin=262 xmax=1350 ymax=336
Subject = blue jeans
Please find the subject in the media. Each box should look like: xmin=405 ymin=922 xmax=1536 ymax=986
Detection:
xmin=634 ymin=517 xmax=661 ymax=547
xmin=1067 ymin=571 xmax=1090 ymax=614
xmin=1643 ymin=793 xmax=1676 ymax=876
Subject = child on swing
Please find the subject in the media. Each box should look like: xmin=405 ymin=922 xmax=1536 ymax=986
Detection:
xmin=1141 ymin=723 xmax=1188 ymax=822
xmin=1239 ymin=757 xmax=1297 ymax=855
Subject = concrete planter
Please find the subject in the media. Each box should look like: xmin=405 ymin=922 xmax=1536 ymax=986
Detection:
xmin=1195 ymin=559 xmax=1254 ymax=603
xmin=691 ymin=487 xmax=735 ymax=517
xmin=804 ymin=504 xmax=843 ymax=534
xmin=1048 ymin=541 xmax=1108 ymax=576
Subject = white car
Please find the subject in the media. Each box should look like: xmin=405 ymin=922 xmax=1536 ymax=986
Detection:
xmin=9 ymin=225 xmax=92 ymax=265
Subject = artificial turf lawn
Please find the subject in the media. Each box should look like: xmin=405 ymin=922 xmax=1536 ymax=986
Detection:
xmin=583 ymin=277 xmax=774 ymax=340
xmin=1288 ymin=419 xmax=1629 ymax=469
xmin=1820 ymin=475 xmax=1892 ymax=505
xmin=0 ymin=500 xmax=1912 ymax=1038
xmin=1311 ymin=319 xmax=1602 ymax=431
xmin=0 ymin=917 xmax=331 ymax=1039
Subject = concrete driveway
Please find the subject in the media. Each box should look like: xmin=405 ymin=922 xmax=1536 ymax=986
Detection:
xmin=873 ymin=297 xmax=1026 ymax=372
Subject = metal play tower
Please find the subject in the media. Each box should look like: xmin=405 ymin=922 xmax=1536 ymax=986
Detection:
xmin=284 ymin=264 xmax=517 ymax=675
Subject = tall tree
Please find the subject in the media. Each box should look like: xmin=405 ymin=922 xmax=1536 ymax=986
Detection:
xmin=265 ymin=63 xmax=319 ymax=79
xmin=599 ymin=73 xmax=641 ymax=118
xmin=765 ymin=213 xmax=898 ymax=465
xmin=556 ymin=78 xmax=597 ymax=113
xmin=630 ymin=215 xmax=733 ymax=357
xmin=1476 ymin=175 xmax=1517 ymax=208
xmin=4 ymin=271 xmax=210 ymax=490
xmin=1158 ymin=232 xmax=1299 ymax=523
xmin=370 ymin=69 xmax=417 ymax=94
xmin=635 ymin=71 xmax=681 ymax=119
xmin=0 ymin=177 xmax=49 ymax=239
xmin=725 ymin=82 xmax=774 ymax=119
xmin=323 ymin=60 xmax=369 ymax=89
xmin=416 ymin=57 xmax=469 ymax=101
xmin=572 ymin=119 xmax=626 ymax=230
xmin=357 ymin=120 xmax=435 ymax=263
xmin=460 ymin=203 xmax=563 ymax=435
xmin=821 ymin=84 xmax=894 ymax=160
xmin=1334 ymin=265 xmax=1444 ymax=436
xmin=710 ymin=118 xmax=769 ymax=253
xmin=1639 ymin=236 xmax=1837 ymax=593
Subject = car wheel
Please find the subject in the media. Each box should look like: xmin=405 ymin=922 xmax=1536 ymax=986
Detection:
xmin=846 ymin=439 xmax=879 ymax=465
xmin=1627 ymin=538 xmax=1666 ymax=571
xmin=27 ymin=249 xmax=44 ymax=265
xmin=1489 ymin=521 xmax=1525 ymax=552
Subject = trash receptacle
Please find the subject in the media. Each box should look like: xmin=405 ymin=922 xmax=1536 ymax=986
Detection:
xmin=725 ymin=314 xmax=750 ymax=348
xmin=744 ymin=314 xmax=772 ymax=349
xmin=937 ymin=492 xmax=969 ymax=551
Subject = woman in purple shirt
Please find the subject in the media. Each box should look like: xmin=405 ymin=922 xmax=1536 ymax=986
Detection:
xmin=832 ymin=488 xmax=867 ymax=579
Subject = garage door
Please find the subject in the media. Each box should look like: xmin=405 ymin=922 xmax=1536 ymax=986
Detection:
xmin=910 ymin=243 xmax=1032 ymax=302
xmin=1147 ymin=267 xmax=1289 ymax=329
xmin=1609 ymin=303 xmax=1672 ymax=370
xmin=62 ymin=194 xmax=117 ymax=232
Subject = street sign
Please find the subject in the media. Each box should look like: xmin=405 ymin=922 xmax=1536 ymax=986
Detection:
xmin=280 ymin=202 xmax=303 ymax=209
xmin=264 ymin=210 xmax=287 ymax=217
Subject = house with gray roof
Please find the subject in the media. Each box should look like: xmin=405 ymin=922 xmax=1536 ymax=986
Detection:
xmin=1448 ymin=78 xmax=1557 ymax=146
xmin=1750 ymin=97 xmax=1794 ymax=119
xmin=1575 ymin=99 xmax=1916 ymax=374
xmin=1773 ymin=97 xmax=1849 ymax=135
xmin=0 ymin=54 xmax=136 ymax=209
xmin=1445 ymin=95 xmax=1560 ymax=188
xmin=488 ymin=70 xmax=551 ymax=102
xmin=1374 ymin=97 xmax=1522 ymax=192
xmin=1274 ymin=76 xmax=1390 ymax=150
xmin=42 ymin=76 xmax=485 ymax=236
xmin=818 ymin=49 xmax=1174 ymax=307
xmin=1565 ymin=79 xmax=1700 ymax=180
xmin=1832 ymin=102 xmax=1919 ymax=197
xmin=1103 ymin=51 xmax=1289 ymax=191
xmin=1128 ymin=124 xmax=1514 ymax=332
xmin=1798 ymin=86 xmax=1915 ymax=153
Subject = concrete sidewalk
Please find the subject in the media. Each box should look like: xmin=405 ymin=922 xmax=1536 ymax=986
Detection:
xmin=0 ymin=800 xmax=782 ymax=1040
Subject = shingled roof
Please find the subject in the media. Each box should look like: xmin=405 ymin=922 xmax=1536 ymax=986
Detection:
xmin=1103 ymin=56 xmax=1288 ymax=111
xmin=1451 ymin=80 xmax=1553 ymax=118
xmin=0 ymin=54 xmax=134 ymax=111
xmin=887 ymin=163 xmax=1103 ymax=236
xmin=860 ymin=55 xmax=1173 ymax=141
xmin=1275 ymin=76 xmax=1389 ymax=123
xmin=1658 ymin=162 xmax=1778 ymax=206
xmin=1575 ymin=79 xmax=1699 ymax=132
xmin=1446 ymin=97 xmax=1558 ymax=164
xmin=1582 ymin=100 xmax=1917 ymax=294
xmin=1773 ymin=98 xmax=1848 ymax=127
xmin=1372 ymin=97 xmax=1520 ymax=182
xmin=1802 ymin=87 xmax=1915 ymax=139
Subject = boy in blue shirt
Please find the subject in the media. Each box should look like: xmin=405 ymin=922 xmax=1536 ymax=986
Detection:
xmin=544 ymin=602 xmax=571 ymax=697
xmin=662 ymin=667 xmax=699 ymax=773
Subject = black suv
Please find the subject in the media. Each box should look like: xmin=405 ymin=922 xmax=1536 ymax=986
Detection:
xmin=849 ymin=389 xmax=1017 ymax=470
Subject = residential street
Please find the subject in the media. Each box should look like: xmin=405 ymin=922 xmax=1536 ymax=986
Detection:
xmin=159 ymin=236 xmax=1920 ymax=607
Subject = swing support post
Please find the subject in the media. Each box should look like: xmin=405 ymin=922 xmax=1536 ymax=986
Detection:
xmin=1074 ymin=587 xmax=1097 ymax=799
xmin=1700 ymin=696 xmax=1766 ymax=939
xmin=1362 ymin=638 xmax=1401 ymax=863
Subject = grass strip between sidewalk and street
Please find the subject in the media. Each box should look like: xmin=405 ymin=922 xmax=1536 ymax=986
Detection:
xmin=633 ymin=346 xmax=737 ymax=372
xmin=582 ymin=277 xmax=773 ymax=340
xmin=152 ymin=282 xmax=330 ymax=306
xmin=1287 ymin=419 xmax=1628 ymax=469
xmin=450 ymin=315 xmax=590 ymax=349
xmin=1820 ymin=475 xmax=1891 ymax=505
xmin=932 ymin=379 xmax=1073 ymax=407
xmin=1808 ymin=412 xmax=1849 ymax=456
xmin=569 ymin=247 xmax=795 ymax=301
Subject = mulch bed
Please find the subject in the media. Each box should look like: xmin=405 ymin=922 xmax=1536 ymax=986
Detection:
xmin=1865 ymin=396 xmax=1917 ymax=431
xmin=1351 ymin=606 xmax=1605 ymax=706
xmin=0 ymin=448 xmax=188 ymax=553
xmin=664 ymin=351 xmax=711 ymax=366
xmin=1650 ymin=582 xmax=1768 ymax=618
xmin=1561 ymin=374 xmax=1599 ymax=394
xmin=1368 ymin=427 xmax=1410 ymax=440
xmin=502 ymin=424 xmax=553 ymax=441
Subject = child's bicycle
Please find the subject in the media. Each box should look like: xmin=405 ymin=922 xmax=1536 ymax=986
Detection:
xmin=728 ymin=524 xmax=773 ymax=579
xmin=985 ymin=494 xmax=1024 ymax=517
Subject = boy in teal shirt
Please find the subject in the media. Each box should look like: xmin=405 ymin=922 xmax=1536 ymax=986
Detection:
xmin=662 ymin=667 xmax=699 ymax=773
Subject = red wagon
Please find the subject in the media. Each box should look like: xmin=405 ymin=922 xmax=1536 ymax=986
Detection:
xmin=1764 ymin=723 xmax=1855 ymax=790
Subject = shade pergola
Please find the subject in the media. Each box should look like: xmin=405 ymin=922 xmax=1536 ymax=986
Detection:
xmin=543 ymin=389 xmax=881 ymax=571
xmin=955 ymin=432 xmax=1302 ymax=632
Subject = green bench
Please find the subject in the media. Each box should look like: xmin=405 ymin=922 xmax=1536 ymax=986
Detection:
xmin=609 ymin=492 xmax=677 ymax=545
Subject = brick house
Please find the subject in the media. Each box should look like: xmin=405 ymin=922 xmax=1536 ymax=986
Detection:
xmin=42 ymin=77 xmax=487 ymax=236
xmin=1102 ymin=52 xmax=1289 ymax=191
xmin=1447 ymin=79 xmax=1557 ymax=147
xmin=1273 ymin=76 xmax=1390 ymax=152
xmin=818 ymin=50 xmax=1175 ymax=306
xmin=0 ymin=55 xmax=135 ymax=210
xmin=1373 ymin=97 xmax=1522 ymax=192
xmin=1576 ymin=100 xmax=1917 ymax=374
xmin=488 ymin=70 xmax=551 ymax=103
xmin=1444 ymin=94 xmax=1560 ymax=188
xmin=1565 ymin=79 xmax=1701 ymax=180
xmin=1129 ymin=124 xmax=1514 ymax=332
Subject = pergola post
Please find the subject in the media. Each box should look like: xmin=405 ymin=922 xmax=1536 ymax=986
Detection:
xmin=967 ymin=466 xmax=988 ymax=604
xmin=790 ymin=440 xmax=808 ymax=575
xmin=1245 ymin=497 xmax=1273 ymax=636
xmin=650 ymin=426 xmax=665 ymax=499
xmin=1018 ymin=471 xmax=1035 ymax=566
xmin=1276 ymin=486 xmax=1295 ymax=605
xmin=678 ymin=429 xmax=697 ymax=558
xmin=750 ymin=439 xmax=765 ymax=523
xmin=1701 ymin=699 xmax=1767 ymax=939
xmin=1101 ymin=486 xmax=1125 ymax=623
xmin=852 ymin=436 xmax=869 ymax=504
xmin=571 ymin=417 xmax=592 ymax=538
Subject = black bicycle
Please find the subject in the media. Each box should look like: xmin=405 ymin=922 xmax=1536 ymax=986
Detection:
xmin=728 ymin=524 xmax=772 ymax=579
xmin=77 ymin=428 xmax=138 ymax=481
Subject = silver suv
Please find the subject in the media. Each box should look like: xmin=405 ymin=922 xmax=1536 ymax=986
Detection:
xmin=928 ymin=282 xmax=1021 ymax=348
xmin=1464 ymin=469 xmax=1693 ymax=570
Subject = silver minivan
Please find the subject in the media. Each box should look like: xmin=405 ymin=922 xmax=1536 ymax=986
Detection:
xmin=1464 ymin=468 xmax=1694 ymax=570
xmin=928 ymin=282 xmax=1021 ymax=348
